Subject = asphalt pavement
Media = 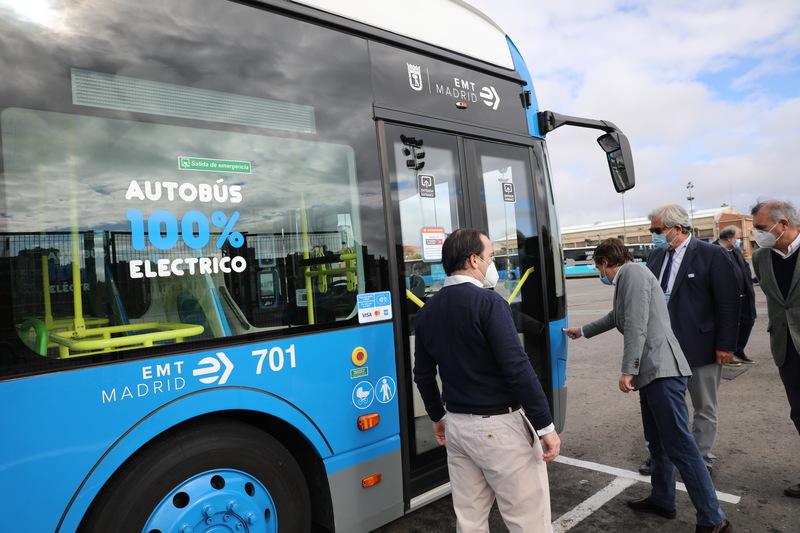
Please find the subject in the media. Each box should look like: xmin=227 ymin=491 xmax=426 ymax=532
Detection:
xmin=372 ymin=276 xmax=800 ymax=532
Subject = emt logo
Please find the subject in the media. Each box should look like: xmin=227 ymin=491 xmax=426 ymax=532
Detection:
xmin=193 ymin=352 xmax=234 ymax=385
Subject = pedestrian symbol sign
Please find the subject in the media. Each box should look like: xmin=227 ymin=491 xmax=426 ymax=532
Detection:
xmin=376 ymin=376 xmax=396 ymax=403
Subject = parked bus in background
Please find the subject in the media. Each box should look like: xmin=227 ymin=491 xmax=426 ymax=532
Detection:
xmin=0 ymin=1 xmax=634 ymax=531
xmin=564 ymin=243 xmax=652 ymax=278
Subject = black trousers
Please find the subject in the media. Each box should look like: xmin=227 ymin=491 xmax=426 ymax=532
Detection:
xmin=779 ymin=339 xmax=800 ymax=436
xmin=736 ymin=294 xmax=755 ymax=353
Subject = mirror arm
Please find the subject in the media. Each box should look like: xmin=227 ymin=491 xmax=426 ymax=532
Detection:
xmin=538 ymin=110 xmax=619 ymax=135
xmin=538 ymin=110 xmax=635 ymax=193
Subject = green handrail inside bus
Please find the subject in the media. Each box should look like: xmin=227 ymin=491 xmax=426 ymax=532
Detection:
xmin=17 ymin=317 xmax=49 ymax=356
xmin=48 ymin=322 xmax=205 ymax=359
xmin=302 ymin=249 xmax=358 ymax=325
xmin=17 ymin=316 xmax=112 ymax=357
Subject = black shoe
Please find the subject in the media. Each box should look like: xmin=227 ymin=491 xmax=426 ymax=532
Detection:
xmin=707 ymin=465 xmax=713 ymax=477
xmin=695 ymin=519 xmax=733 ymax=533
xmin=785 ymin=483 xmax=800 ymax=498
xmin=627 ymin=497 xmax=676 ymax=519
xmin=734 ymin=351 xmax=755 ymax=364
xmin=638 ymin=457 xmax=651 ymax=476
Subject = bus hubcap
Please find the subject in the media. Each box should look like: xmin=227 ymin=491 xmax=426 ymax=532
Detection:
xmin=143 ymin=469 xmax=276 ymax=533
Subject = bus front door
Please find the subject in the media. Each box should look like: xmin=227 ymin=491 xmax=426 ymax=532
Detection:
xmin=383 ymin=124 xmax=551 ymax=503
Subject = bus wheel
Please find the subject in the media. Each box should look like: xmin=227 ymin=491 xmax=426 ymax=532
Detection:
xmin=79 ymin=420 xmax=311 ymax=533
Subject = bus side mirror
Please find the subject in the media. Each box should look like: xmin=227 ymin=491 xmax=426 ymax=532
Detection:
xmin=597 ymin=131 xmax=635 ymax=193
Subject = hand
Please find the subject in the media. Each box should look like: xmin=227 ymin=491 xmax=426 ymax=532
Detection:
xmin=562 ymin=327 xmax=582 ymax=340
xmin=716 ymin=350 xmax=734 ymax=365
xmin=540 ymin=431 xmax=561 ymax=462
xmin=619 ymin=374 xmax=635 ymax=393
xmin=433 ymin=418 xmax=446 ymax=447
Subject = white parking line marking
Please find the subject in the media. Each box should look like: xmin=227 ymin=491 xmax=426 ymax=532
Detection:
xmin=556 ymin=455 xmax=740 ymax=504
xmin=552 ymin=476 xmax=638 ymax=533
xmin=556 ymin=455 xmax=652 ymax=482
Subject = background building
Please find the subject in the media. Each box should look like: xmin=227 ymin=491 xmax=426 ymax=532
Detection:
xmin=561 ymin=206 xmax=754 ymax=257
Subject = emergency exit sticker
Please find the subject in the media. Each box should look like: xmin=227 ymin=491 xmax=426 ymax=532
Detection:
xmin=421 ymin=227 xmax=445 ymax=261
xmin=357 ymin=291 xmax=392 ymax=323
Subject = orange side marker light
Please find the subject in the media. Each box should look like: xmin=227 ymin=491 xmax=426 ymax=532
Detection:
xmin=357 ymin=413 xmax=380 ymax=430
xmin=362 ymin=473 xmax=382 ymax=488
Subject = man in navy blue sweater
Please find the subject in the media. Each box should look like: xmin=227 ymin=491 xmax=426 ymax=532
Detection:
xmin=413 ymin=228 xmax=560 ymax=532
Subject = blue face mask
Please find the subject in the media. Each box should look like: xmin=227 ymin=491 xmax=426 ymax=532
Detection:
xmin=734 ymin=239 xmax=741 ymax=249
xmin=598 ymin=265 xmax=612 ymax=285
xmin=653 ymin=227 xmax=678 ymax=250
xmin=652 ymin=233 xmax=670 ymax=250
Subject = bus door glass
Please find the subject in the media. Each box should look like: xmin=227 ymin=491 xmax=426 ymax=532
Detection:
xmin=469 ymin=140 xmax=550 ymax=387
xmin=383 ymin=124 xmax=464 ymax=493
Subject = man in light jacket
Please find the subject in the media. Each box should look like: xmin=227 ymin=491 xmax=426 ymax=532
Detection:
xmin=564 ymin=238 xmax=733 ymax=533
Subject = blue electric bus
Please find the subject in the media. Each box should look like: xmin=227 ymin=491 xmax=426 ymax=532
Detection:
xmin=564 ymin=243 xmax=653 ymax=278
xmin=0 ymin=1 xmax=634 ymax=531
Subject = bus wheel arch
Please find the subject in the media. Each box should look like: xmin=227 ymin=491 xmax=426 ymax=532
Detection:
xmin=78 ymin=417 xmax=313 ymax=533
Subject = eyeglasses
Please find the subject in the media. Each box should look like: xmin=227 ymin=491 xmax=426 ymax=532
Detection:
xmin=648 ymin=226 xmax=671 ymax=235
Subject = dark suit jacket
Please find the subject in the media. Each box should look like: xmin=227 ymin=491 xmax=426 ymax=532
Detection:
xmin=646 ymin=237 xmax=740 ymax=367
xmin=712 ymin=240 xmax=757 ymax=319
xmin=732 ymin=246 xmax=757 ymax=319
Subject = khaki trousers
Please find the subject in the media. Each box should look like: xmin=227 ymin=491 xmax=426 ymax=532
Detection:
xmin=686 ymin=362 xmax=723 ymax=467
xmin=445 ymin=410 xmax=552 ymax=533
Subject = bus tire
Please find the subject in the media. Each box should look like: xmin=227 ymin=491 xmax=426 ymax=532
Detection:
xmin=78 ymin=419 xmax=311 ymax=533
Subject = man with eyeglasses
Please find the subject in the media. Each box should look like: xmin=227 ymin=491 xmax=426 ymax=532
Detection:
xmin=637 ymin=204 xmax=739 ymax=481
xmin=750 ymin=200 xmax=800 ymax=499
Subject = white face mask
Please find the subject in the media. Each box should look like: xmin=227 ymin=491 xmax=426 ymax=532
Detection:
xmin=754 ymin=221 xmax=784 ymax=249
xmin=479 ymin=257 xmax=499 ymax=288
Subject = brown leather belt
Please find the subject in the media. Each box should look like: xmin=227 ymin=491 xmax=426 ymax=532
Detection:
xmin=477 ymin=405 xmax=521 ymax=416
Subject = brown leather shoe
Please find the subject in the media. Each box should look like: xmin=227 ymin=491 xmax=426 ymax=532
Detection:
xmin=626 ymin=497 xmax=676 ymax=519
xmin=695 ymin=519 xmax=733 ymax=533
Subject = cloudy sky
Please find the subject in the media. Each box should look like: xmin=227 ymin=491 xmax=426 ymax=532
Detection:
xmin=464 ymin=0 xmax=800 ymax=228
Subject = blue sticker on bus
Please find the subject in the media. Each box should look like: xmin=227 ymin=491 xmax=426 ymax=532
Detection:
xmin=356 ymin=291 xmax=392 ymax=323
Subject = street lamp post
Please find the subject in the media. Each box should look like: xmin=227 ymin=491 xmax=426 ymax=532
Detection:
xmin=686 ymin=181 xmax=695 ymax=233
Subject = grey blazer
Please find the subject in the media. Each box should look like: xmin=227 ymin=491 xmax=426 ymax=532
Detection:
xmin=752 ymin=247 xmax=800 ymax=367
xmin=583 ymin=262 xmax=691 ymax=389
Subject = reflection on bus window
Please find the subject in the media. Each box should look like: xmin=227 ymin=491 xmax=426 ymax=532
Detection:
xmin=5 ymin=107 xmax=364 ymax=359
